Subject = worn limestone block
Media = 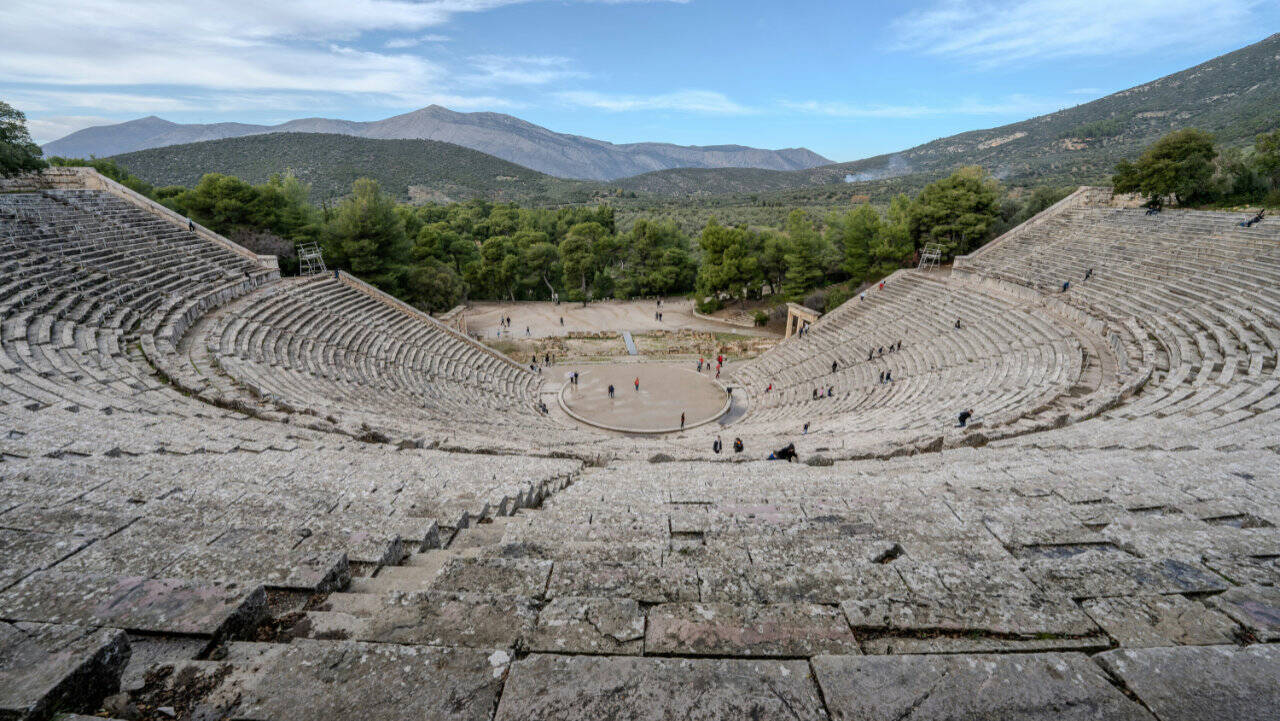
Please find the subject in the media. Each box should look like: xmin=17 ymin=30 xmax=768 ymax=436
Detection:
xmin=494 ymin=655 xmax=826 ymax=721
xmin=812 ymin=652 xmax=1154 ymax=721
xmin=1022 ymin=556 xmax=1227 ymax=599
xmin=0 ymin=529 xmax=89 ymax=592
xmin=0 ymin=571 xmax=265 ymax=638
xmin=1081 ymin=594 xmax=1240 ymax=647
xmin=1201 ymin=555 xmax=1280 ymax=586
xmin=0 ymin=506 xmax=135 ymax=538
xmin=1096 ymin=645 xmax=1280 ymax=721
xmin=547 ymin=561 xmax=698 ymax=603
xmin=427 ymin=557 xmax=552 ymax=597
xmin=646 ymin=602 xmax=859 ymax=657
xmin=1208 ymin=585 xmax=1280 ymax=640
xmin=165 ymin=543 xmax=349 ymax=592
xmin=0 ymin=621 xmax=130 ymax=720
xmin=359 ymin=591 xmax=537 ymax=648
xmin=525 ymin=597 xmax=644 ymax=655
xmin=234 ymin=640 xmax=508 ymax=721
xmin=859 ymin=634 xmax=1109 ymax=655
xmin=53 ymin=519 xmax=219 ymax=579
xmin=699 ymin=561 xmax=902 ymax=604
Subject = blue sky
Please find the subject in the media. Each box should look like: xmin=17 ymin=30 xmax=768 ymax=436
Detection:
xmin=2 ymin=0 xmax=1277 ymax=161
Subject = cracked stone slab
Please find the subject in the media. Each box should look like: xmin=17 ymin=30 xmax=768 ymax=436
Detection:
xmin=1081 ymin=594 xmax=1240 ymax=647
xmin=494 ymin=654 xmax=826 ymax=721
xmin=547 ymin=562 xmax=699 ymax=603
xmin=358 ymin=591 xmax=538 ymax=649
xmin=1021 ymin=556 xmax=1227 ymax=599
xmin=841 ymin=561 xmax=1098 ymax=639
xmin=234 ymin=640 xmax=508 ymax=721
xmin=698 ymin=561 xmax=903 ymax=604
xmin=427 ymin=557 xmax=552 ymax=597
xmin=0 ymin=529 xmax=90 ymax=592
xmin=645 ymin=602 xmax=859 ymax=657
xmin=859 ymin=634 xmax=1109 ymax=655
xmin=0 ymin=571 xmax=265 ymax=638
xmin=812 ymin=652 xmax=1154 ymax=721
xmin=1207 ymin=585 xmax=1280 ymax=641
xmin=525 ymin=597 xmax=644 ymax=655
xmin=0 ymin=621 xmax=130 ymax=720
xmin=1096 ymin=645 xmax=1280 ymax=721
xmin=164 ymin=546 xmax=349 ymax=592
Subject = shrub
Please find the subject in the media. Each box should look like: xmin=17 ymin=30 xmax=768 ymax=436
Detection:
xmin=753 ymin=310 xmax=769 ymax=326
xmin=696 ymin=297 xmax=723 ymax=314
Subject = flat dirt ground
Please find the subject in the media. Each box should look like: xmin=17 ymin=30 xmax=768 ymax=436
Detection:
xmin=560 ymin=363 xmax=729 ymax=432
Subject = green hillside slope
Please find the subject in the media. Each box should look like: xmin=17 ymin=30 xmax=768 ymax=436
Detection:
xmin=108 ymin=132 xmax=598 ymax=203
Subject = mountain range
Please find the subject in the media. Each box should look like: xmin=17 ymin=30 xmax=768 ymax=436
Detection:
xmin=41 ymin=105 xmax=830 ymax=181
xmin=59 ymin=33 xmax=1280 ymax=205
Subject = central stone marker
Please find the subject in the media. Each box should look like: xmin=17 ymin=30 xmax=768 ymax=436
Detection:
xmin=560 ymin=363 xmax=730 ymax=433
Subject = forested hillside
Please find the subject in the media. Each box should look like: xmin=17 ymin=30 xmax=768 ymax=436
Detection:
xmin=107 ymin=133 xmax=600 ymax=204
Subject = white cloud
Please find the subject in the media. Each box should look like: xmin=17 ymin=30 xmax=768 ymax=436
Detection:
xmin=467 ymin=55 xmax=586 ymax=85
xmin=891 ymin=0 xmax=1261 ymax=65
xmin=0 ymin=0 xmax=684 ymax=115
xmin=557 ymin=90 xmax=755 ymax=114
xmin=385 ymin=34 xmax=451 ymax=48
xmin=780 ymin=95 xmax=1070 ymax=118
xmin=26 ymin=115 xmax=115 ymax=145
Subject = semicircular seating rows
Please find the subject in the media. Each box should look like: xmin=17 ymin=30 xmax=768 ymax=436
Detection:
xmin=1 ymin=171 xmax=1278 ymax=719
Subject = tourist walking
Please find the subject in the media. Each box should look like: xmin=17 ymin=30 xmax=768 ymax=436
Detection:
xmin=634 ymin=377 xmax=640 ymax=392
xmin=733 ymin=437 xmax=743 ymax=453
xmin=608 ymin=384 xmax=615 ymax=398
xmin=680 ymin=412 xmax=686 ymax=429
xmin=713 ymin=436 xmax=722 ymax=454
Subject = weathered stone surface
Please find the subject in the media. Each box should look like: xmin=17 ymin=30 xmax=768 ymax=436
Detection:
xmin=235 ymin=640 xmax=507 ymax=721
xmin=0 ymin=529 xmax=91 ymax=592
xmin=841 ymin=560 xmax=1097 ymax=638
xmin=0 ymin=621 xmax=130 ymax=720
xmin=359 ymin=591 xmax=537 ymax=648
xmin=0 ymin=571 xmax=265 ymax=637
xmin=117 ymin=635 xmax=209 ymax=693
xmin=165 ymin=547 xmax=349 ymax=591
xmin=646 ymin=602 xmax=859 ymax=657
xmin=698 ymin=561 xmax=902 ymax=604
xmin=1022 ymin=556 xmax=1227 ymax=599
xmin=427 ymin=557 xmax=552 ymax=597
xmin=812 ymin=652 xmax=1154 ymax=721
xmin=494 ymin=655 xmax=826 ymax=721
xmin=1096 ymin=645 xmax=1280 ymax=721
xmin=1082 ymin=594 xmax=1240 ymax=647
xmin=525 ymin=597 xmax=644 ymax=655
xmin=53 ymin=519 xmax=218 ymax=578
xmin=1208 ymin=585 xmax=1280 ymax=640
xmin=547 ymin=562 xmax=699 ymax=603
xmin=860 ymin=635 xmax=1109 ymax=655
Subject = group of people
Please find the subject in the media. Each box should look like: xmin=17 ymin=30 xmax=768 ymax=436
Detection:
xmin=696 ymin=355 xmax=726 ymax=379
xmin=811 ymin=385 xmax=835 ymax=399
xmin=867 ymin=341 xmax=902 ymax=360
xmin=711 ymin=435 xmax=745 ymax=454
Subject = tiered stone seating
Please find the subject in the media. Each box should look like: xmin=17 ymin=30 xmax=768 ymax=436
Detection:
xmin=956 ymin=192 xmax=1280 ymax=451
xmin=724 ymin=270 xmax=1115 ymax=454
xmin=3 ymin=173 xmax=1279 ymax=718
xmin=178 ymin=275 xmax=560 ymax=447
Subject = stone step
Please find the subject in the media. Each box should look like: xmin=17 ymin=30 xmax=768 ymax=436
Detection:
xmin=0 ymin=621 xmax=130 ymax=720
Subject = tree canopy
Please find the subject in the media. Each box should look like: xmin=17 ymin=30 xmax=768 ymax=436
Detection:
xmin=0 ymin=102 xmax=45 ymax=178
xmin=1113 ymin=129 xmax=1218 ymax=206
